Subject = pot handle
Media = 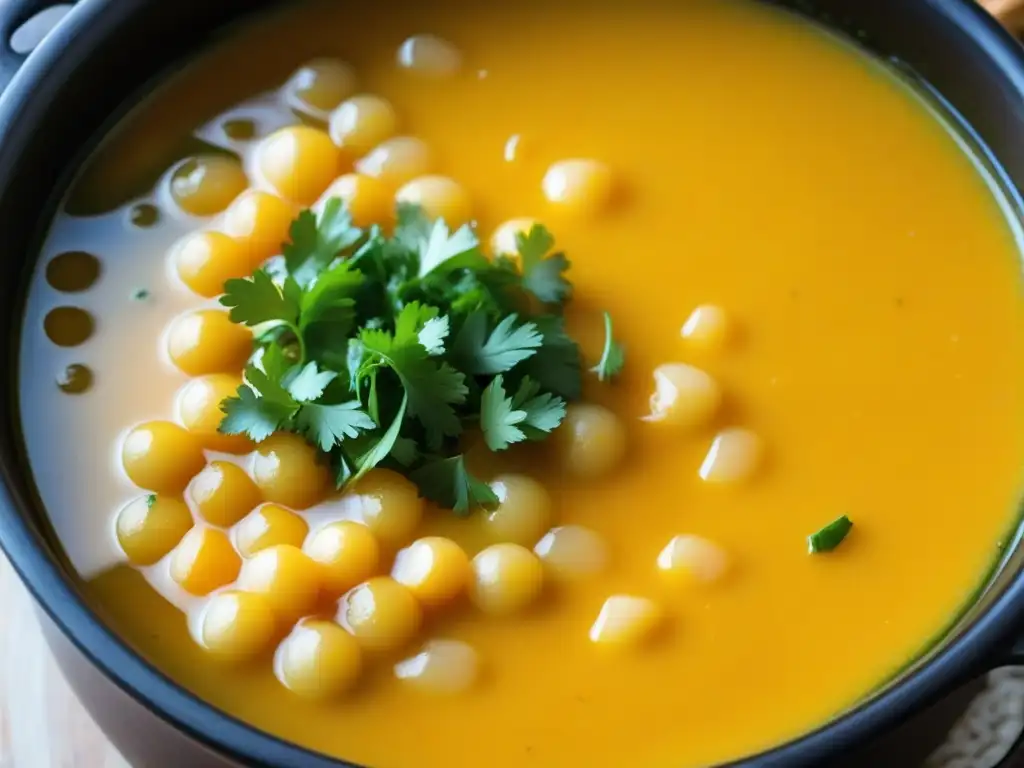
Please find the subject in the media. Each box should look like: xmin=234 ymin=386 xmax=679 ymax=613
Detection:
xmin=0 ymin=1 xmax=77 ymax=95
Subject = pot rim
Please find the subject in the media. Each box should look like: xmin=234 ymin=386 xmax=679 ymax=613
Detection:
xmin=0 ymin=1 xmax=1022 ymax=766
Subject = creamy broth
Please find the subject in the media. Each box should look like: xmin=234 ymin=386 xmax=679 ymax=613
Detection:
xmin=18 ymin=1 xmax=1024 ymax=766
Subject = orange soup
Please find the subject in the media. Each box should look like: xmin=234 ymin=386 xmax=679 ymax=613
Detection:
xmin=18 ymin=1 xmax=1024 ymax=766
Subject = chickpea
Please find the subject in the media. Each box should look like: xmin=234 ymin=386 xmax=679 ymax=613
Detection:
xmin=166 ymin=310 xmax=252 ymax=377
xmin=220 ymin=189 xmax=297 ymax=268
xmin=347 ymin=469 xmax=423 ymax=548
xmin=304 ymin=521 xmax=380 ymax=595
xmin=315 ymin=173 xmax=392 ymax=228
xmin=339 ymin=576 xmax=422 ymax=652
xmin=657 ymin=534 xmax=730 ymax=586
xmin=237 ymin=544 xmax=322 ymax=620
xmin=533 ymin=525 xmax=609 ymax=581
xmin=235 ymin=503 xmax=309 ymax=557
xmin=328 ymin=95 xmax=398 ymax=157
xmin=395 ymin=176 xmax=471 ymax=228
xmin=187 ymin=460 xmax=262 ymax=527
xmin=645 ymin=363 xmax=721 ymax=428
xmin=251 ymin=432 xmax=330 ymax=509
xmin=170 ymin=527 xmax=241 ymax=595
xmin=589 ymin=595 xmax=664 ymax=648
xmin=276 ymin=620 xmax=362 ymax=699
xmin=681 ymin=304 xmax=731 ymax=351
xmin=173 ymin=230 xmax=252 ymax=298
xmin=394 ymin=639 xmax=478 ymax=694
xmin=554 ymin=403 xmax=627 ymax=478
xmin=284 ymin=59 xmax=357 ymax=113
xmin=541 ymin=159 xmax=613 ymax=218
xmin=396 ymin=35 xmax=462 ymax=78
xmin=355 ymin=136 xmax=432 ymax=189
xmin=699 ymin=428 xmax=763 ymax=484
xmin=170 ymin=155 xmax=248 ymax=217
xmin=256 ymin=125 xmax=342 ymax=205
xmin=483 ymin=474 xmax=552 ymax=546
xmin=122 ymin=420 xmax=206 ymax=494
xmin=469 ymin=543 xmax=544 ymax=617
xmin=115 ymin=494 xmax=193 ymax=566
xmin=176 ymin=374 xmax=253 ymax=454
xmin=392 ymin=537 xmax=470 ymax=608
xmin=490 ymin=217 xmax=540 ymax=258
xmin=198 ymin=590 xmax=276 ymax=662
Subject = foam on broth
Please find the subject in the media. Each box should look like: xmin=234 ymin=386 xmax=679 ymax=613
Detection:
xmin=18 ymin=1 xmax=1024 ymax=766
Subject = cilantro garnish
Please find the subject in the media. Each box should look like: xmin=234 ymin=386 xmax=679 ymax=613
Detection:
xmin=590 ymin=311 xmax=625 ymax=382
xmin=216 ymin=202 xmax=624 ymax=514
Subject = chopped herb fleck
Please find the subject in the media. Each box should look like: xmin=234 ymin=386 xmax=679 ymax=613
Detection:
xmin=807 ymin=515 xmax=853 ymax=554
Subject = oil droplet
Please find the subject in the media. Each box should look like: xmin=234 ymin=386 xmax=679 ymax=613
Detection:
xmin=284 ymin=59 xmax=357 ymax=113
xmin=45 ymin=251 xmax=100 ymax=293
xmin=396 ymin=34 xmax=462 ymax=77
xmin=44 ymin=307 xmax=94 ymax=347
xmin=129 ymin=203 xmax=160 ymax=228
xmin=57 ymin=363 xmax=93 ymax=394
xmin=222 ymin=118 xmax=257 ymax=142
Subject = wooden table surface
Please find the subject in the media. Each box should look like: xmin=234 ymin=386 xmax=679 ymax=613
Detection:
xmin=0 ymin=1 xmax=1019 ymax=767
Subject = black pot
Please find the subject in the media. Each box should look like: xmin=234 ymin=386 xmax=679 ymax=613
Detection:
xmin=0 ymin=1 xmax=1021 ymax=766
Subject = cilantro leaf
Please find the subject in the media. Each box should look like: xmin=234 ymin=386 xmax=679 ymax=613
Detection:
xmin=245 ymin=361 xmax=296 ymax=407
xmin=451 ymin=312 xmax=543 ymax=375
xmin=419 ymin=220 xmax=486 ymax=277
xmin=480 ymin=375 xmax=527 ymax=451
xmin=218 ymin=385 xmax=295 ymax=442
xmin=350 ymin=391 xmax=408 ymax=483
xmin=410 ymin=455 xmax=499 ymax=516
xmin=299 ymin=258 xmax=363 ymax=331
xmin=297 ymin=401 xmax=375 ymax=451
xmin=284 ymin=198 xmax=363 ymax=287
xmin=220 ymin=269 xmax=299 ymax=326
xmin=519 ymin=315 xmax=582 ymax=400
xmin=287 ymin=361 xmax=338 ymax=403
xmin=418 ymin=316 xmax=449 ymax=356
xmin=360 ymin=327 xmax=467 ymax=445
xmin=516 ymin=225 xmax=572 ymax=304
xmin=511 ymin=376 xmax=567 ymax=438
xmin=590 ymin=311 xmax=625 ymax=382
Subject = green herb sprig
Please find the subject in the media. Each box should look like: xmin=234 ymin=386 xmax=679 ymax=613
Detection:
xmin=216 ymin=200 xmax=623 ymax=515
xmin=807 ymin=515 xmax=853 ymax=554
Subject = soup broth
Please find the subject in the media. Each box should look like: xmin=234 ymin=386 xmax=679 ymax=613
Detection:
xmin=18 ymin=1 xmax=1024 ymax=766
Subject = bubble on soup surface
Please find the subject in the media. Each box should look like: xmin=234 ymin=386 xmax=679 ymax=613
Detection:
xmin=170 ymin=527 xmax=241 ymax=596
xmin=235 ymin=503 xmax=310 ymax=557
xmin=395 ymin=175 xmax=472 ymax=228
xmin=56 ymin=363 xmax=93 ymax=394
xmin=340 ymin=576 xmax=422 ymax=652
xmin=534 ymin=525 xmax=609 ymax=580
xmin=681 ymin=304 xmax=731 ymax=351
xmin=396 ymin=35 xmax=462 ymax=77
xmin=589 ymin=595 xmax=664 ymax=648
xmin=328 ymin=94 xmax=398 ymax=157
xmin=115 ymin=494 xmax=193 ymax=566
xmin=199 ymin=590 xmax=276 ymax=663
xmin=43 ymin=306 xmax=94 ymax=347
xmin=657 ymin=535 xmax=730 ymax=586
xmin=392 ymin=537 xmax=471 ymax=607
xmin=304 ymin=521 xmax=381 ymax=596
xmin=284 ymin=58 xmax=358 ymax=113
xmin=644 ymin=363 xmax=721 ymax=428
xmin=276 ymin=620 xmax=363 ymax=699
xmin=355 ymin=136 xmax=432 ymax=189
xmin=395 ymin=639 xmax=479 ymax=694
xmin=45 ymin=250 xmax=100 ymax=292
xmin=128 ymin=202 xmax=160 ymax=228
xmin=170 ymin=155 xmax=248 ymax=217
xmin=542 ymin=159 xmax=614 ymax=218
xmin=699 ymin=428 xmax=763 ymax=484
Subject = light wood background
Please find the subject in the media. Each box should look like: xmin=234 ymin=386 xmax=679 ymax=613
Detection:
xmin=0 ymin=1 xmax=1019 ymax=767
